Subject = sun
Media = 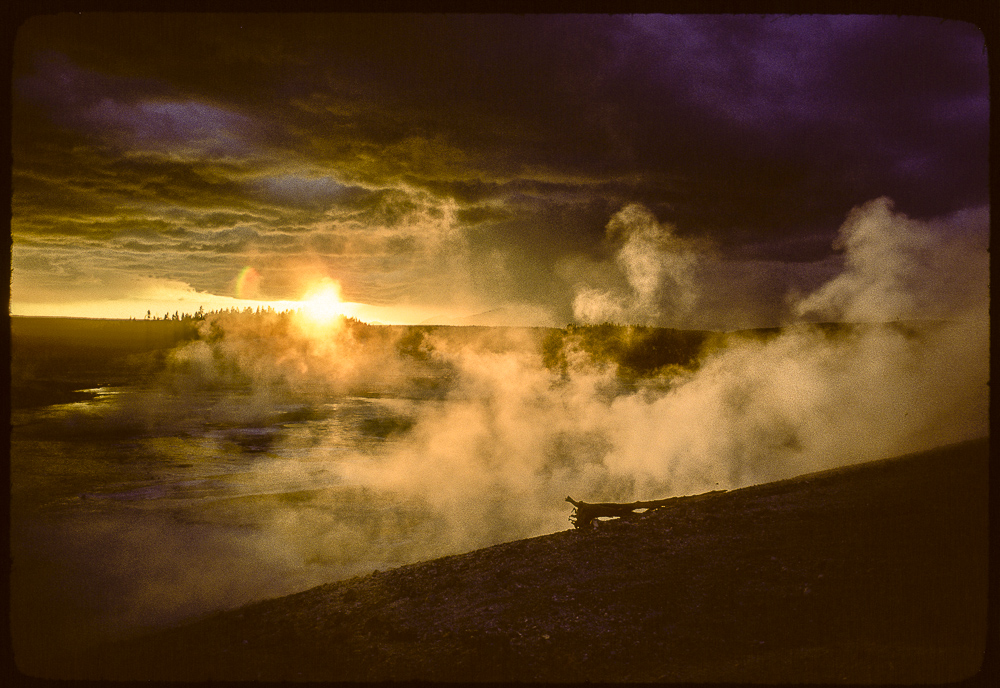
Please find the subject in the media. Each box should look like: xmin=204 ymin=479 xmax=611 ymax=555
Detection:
xmin=300 ymin=278 xmax=348 ymax=324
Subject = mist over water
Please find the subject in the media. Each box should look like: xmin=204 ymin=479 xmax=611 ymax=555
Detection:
xmin=11 ymin=198 xmax=989 ymax=665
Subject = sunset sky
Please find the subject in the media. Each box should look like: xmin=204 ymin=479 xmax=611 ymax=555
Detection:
xmin=10 ymin=13 xmax=989 ymax=326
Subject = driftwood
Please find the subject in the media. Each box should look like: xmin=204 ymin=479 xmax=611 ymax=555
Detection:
xmin=565 ymin=490 xmax=726 ymax=528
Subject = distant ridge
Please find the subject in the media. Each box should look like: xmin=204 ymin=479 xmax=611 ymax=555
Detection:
xmin=419 ymin=308 xmax=509 ymax=326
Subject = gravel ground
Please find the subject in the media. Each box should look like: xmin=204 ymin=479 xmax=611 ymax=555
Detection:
xmin=40 ymin=437 xmax=990 ymax=683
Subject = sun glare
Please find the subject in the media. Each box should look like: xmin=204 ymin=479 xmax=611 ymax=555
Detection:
xmin=300 ymin=279 xmax=348 ymax=324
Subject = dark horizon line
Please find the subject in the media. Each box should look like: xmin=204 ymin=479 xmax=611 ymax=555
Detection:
xmin=8 ymin=312 xmax=960 ymax=332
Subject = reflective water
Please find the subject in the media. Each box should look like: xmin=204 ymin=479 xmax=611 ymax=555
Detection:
xmin=10 ymin=385 xmax=443 ymax=659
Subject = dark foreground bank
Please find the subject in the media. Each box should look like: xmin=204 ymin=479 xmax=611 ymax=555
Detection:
xmin=32 ymin=437 xmax=990 ymax=683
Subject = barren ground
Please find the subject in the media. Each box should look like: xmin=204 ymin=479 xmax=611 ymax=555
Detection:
xmin=24 ymin=437 xmax=991 ymax=683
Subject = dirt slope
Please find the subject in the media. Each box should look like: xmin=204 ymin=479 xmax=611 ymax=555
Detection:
xmin=54 ymin=437 xmax=989 ymax=683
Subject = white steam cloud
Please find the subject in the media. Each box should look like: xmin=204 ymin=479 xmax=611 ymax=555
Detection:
xmin=341 ymin=197 xmax=989 ymax=549
xmin=17 ymin=197 xmax=988 ymax=652
xmin=796 ymin=197 xmax=989 ymax=323
xmin=146 ymin=194 xmax=990 ymax=563
xmin=573 ymin=203 xmax=705 ymax=325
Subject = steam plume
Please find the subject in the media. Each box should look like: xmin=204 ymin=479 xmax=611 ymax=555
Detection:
xmin=16 ymin=197 xmax=988 ymax=652
xmin=573 ymin=204 xmax=705 ymax=326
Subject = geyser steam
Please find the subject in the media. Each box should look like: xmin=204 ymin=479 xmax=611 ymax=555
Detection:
xmin=572 ymin=203 xmax=706 ymax=326
xmin=156 ymin=197 xmax=988 ymax=548
xmin=16 ymin=197 xmax=987 ymax=654
xmin=151 ymin=197 xmax=986 ymax=555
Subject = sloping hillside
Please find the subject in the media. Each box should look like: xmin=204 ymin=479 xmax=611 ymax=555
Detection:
xmin=55 ymin=437 xmax=988 ymax=683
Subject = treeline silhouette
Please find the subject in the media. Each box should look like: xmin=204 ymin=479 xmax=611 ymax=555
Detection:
xmin=139 ymin=310 xmax=716 ymax=380
xmin=542 ymin=322 xmax=712 ymax=382
xmin=141 ymin=305 xmax=286 ymax=321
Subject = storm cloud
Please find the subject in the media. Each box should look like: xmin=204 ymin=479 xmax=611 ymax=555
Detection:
xmin=11 ymin=12 xmax=989 ymax=325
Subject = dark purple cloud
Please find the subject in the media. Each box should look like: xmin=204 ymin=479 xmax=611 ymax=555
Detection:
xmin=11 ymin=13 xmax=990 ymax=324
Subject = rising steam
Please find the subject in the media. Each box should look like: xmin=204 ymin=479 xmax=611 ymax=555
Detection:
xmin=17 ymin=197 xmax=988 ymax=653
xmin=149 ymin=196 xmax=988 ymax=553
xmin=572 ymin=203 xmax=707 ymax=326
xmin=795 ymin=197 xmax=989 ymax=323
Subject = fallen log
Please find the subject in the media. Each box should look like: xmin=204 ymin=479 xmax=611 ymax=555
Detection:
xmin=565 ymin=490 xmax=726 ymax=528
